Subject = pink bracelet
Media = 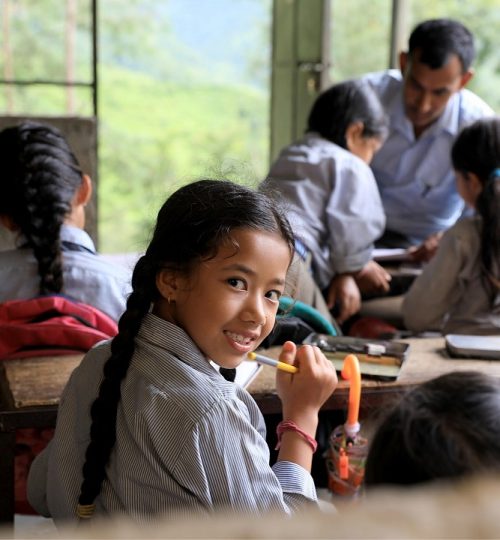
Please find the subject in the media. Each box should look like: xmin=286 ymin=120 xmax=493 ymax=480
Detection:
xmin=275 ymin=420 xmax=318 ymax=453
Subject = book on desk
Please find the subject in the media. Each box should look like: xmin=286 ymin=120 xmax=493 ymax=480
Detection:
xmin=303 ymin=334 xmax=409 ymax=380
xmin=445 ymin=335 xmax=500 ymax=360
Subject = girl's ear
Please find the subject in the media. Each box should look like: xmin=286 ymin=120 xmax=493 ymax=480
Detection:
xmin=0 ymin=214 xmax=19 ymax=231
xmin=345 ymin=121 xmax=364 ymax=153
xmin=156 ymin=269 xmax=181 ymax=302
xmin=467 ymin=171 xmax=484 ymax=200
xmin=74 ymin=174 xmax=93 ymax=207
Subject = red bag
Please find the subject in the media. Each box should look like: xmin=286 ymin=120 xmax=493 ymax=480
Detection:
xmin=0 ymin=295 xmax=118 ymax=360
xmin=0 ymin=295 xmax=119 ymax=514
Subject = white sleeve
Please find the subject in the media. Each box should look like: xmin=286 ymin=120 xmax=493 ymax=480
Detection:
xmin=326 ymin=160 xmax=386 ymax=273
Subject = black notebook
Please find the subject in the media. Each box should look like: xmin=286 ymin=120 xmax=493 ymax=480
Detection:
xmin=303 ymin=334 xmax=409 ymax=380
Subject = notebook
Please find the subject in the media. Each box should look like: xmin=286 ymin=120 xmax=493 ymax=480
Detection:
xmin=303 ymin=334 xmax=409 ymax=380
xmin=445 ymin=334 xmax=500 ymax=360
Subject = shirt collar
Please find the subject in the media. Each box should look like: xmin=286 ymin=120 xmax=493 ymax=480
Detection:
xmin=59 ymin=225 xmax=97 ymax=253
xmin=137 ymin=313 xmax=220 ymax=380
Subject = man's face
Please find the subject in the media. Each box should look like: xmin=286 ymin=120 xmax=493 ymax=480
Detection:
xmin=400 ymin=49 xmax=472 ymax=136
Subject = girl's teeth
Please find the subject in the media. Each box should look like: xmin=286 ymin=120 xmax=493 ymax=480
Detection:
xmin=226 ymin=331 xmax=251 ymax=345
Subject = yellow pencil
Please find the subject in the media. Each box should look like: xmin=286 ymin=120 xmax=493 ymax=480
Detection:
xmin=247 ymin=352 xmax=298 ymax=374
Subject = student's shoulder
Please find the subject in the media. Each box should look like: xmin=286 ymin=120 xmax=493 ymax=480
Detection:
xmin=361 ymin=69 xmax=402 ymax=94
xmin=441 ymin=217 xmax=481 ymax=253
xmin=458 ymin=88 xmax=495 ymax=122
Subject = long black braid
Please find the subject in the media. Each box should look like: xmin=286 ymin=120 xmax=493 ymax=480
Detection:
xmin=451 ymin=117 xmax=500 ymax=297
xmin=77 ymin=179 xmax=295 ymax=513
xmin=0 ymin=121 xmax=84 ymax=294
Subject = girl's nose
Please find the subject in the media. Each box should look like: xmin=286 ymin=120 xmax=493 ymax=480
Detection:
xmin=240 ymin=295 xmax=267 ymax=326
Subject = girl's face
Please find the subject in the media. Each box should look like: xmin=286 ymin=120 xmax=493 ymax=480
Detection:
xmin=345 ymin=122 xmax=383 ymax=164
xmin=155 ymin=228 xmax=291 ymax=369
xmin=349 ymin=136 xmax=383 ymax=164
xmin=455 ymin=170 xmax=483 ymax=208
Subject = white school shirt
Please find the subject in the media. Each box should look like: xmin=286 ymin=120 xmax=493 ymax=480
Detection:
xmin=402 ymin=216 xmax=500 ymax=335
xmin=27 ymin=313 xmax=317 ymax=524
xmin=0 ymin=225 xmax=131 ymax=321
xmin=363 ymin=70 xmax=494 ymax=244
xmin=262 ymin=133 xmax=386 ymax=289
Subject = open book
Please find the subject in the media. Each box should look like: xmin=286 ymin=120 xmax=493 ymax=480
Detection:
xmin=373 ymin=247 xmax=413 ymax=263
xmin=210 ymin=360 xmax=262 ymax=388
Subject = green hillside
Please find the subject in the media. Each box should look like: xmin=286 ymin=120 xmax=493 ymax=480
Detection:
xmin=98 ymin=64 xmax=269 ymax=252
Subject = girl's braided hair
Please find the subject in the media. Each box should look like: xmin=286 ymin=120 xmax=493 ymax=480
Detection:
xmin=0 ymin=121 xmax=84 ymax=294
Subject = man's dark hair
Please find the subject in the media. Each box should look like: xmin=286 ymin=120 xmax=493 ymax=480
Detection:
xmin=409 ymin=18 xmax=475 ymax=72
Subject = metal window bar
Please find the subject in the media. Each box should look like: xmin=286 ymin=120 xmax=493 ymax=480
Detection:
xmin=0 ymin=0 xmax=98 ymax=117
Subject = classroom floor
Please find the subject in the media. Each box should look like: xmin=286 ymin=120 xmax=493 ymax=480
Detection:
xmin=11 ymin=514 xmax=56 ymax=539
xmin=10 ymin=490 xmax=337 ymax=538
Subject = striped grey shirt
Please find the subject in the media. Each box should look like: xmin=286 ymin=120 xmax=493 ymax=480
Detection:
xmin=28 ymin=313 xmax=317 ymax=524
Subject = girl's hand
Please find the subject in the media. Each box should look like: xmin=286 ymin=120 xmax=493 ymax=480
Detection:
xmin=326 ymin=274 xmax=361 ymax=323
xmin=276 ymin=341 xmax=338 ymax=426
xmin=355 ymin=260 xmax=392 ymax=295
xmin=274 ymin=341 xmax=338 ymax=470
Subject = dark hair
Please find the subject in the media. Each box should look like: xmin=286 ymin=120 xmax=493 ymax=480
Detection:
xmin=408 ymin=18 xmax=475 ymax=72
xmin=306 ymin=79 xmax=388 ymax=149
xmin=0 ymin=121 xmax=84 ymax=294
xmin=77 ymin=179 xmax=295 ymax=510
xmin=364 ymin=372 xmax=500 ymax=487
xmin=451 ymin=117 xmax=500 ymax=295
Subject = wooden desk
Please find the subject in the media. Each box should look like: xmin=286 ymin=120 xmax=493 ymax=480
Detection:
xmin=2 ymin=338 xmax=500 ymax=525
xmin=248 ymin=337 xmax=500 ymax=414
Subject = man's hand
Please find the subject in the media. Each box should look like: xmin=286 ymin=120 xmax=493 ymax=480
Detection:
xmin=326 ymin=274 xmax=361 ymax=324
xmin=354 ymin=260 xmax=392 ymax=295
xmin=408 ymin=231 xmax=444 ymax=262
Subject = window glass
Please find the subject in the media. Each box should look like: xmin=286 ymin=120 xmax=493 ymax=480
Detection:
xmin=329 ymin=0 xmax=392 ymax=81
xmin=98 ymin=0 xmax=272 ymax=252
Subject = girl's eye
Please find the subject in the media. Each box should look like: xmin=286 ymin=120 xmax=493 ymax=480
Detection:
xmin=227 ymin=278 xmax=246 ymax=290
xmin=266 ymin=290 xmax=282 ymax=302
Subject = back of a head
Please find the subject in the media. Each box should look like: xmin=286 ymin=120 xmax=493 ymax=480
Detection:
xmin=0 ymin=121 xmax=83 ymax=294
xmin=408 ymin=18 xmax=475 ymax=72
xmin=364 ymin=371 xmax=500 ymax=487
xmin=77 ymin=179 xmax=295 ymax=514
xmin=451 ymin=117 xmax=500 ymax=290
xmin=307 ymin=79 xmax=388 ymax=148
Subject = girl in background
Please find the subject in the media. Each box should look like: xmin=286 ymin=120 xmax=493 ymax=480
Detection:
xmin=0 ymin=121 xmax=130 ymax=321
xmin=261 ymin=80 xmax=391 ymax=324
xmin=364 ymin=371 xmax=500 ymax=486
xmin=403 ymin=117 xmax=500 ymax=335
xmin=28 ymin=179 xmax=338 ymax=523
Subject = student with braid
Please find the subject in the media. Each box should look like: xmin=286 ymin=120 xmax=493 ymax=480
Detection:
xmin=403 ymin=117 xmax=500 ymax=335
xmin=27 ymin=179 xmax=338 ymax=523
xmin=0 ymin=121 xmax=131 ymax=321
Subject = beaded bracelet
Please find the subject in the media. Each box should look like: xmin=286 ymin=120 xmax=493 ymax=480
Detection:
xmin=275 ymin=420 xmax=318 ymax=453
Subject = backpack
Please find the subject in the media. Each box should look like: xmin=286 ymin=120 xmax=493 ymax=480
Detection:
xmin=0 ymin=295 xmax=118 ymax=360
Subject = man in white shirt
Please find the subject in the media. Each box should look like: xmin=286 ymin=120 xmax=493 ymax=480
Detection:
xmin=363 ymin=18 xmax=493 ymax=261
